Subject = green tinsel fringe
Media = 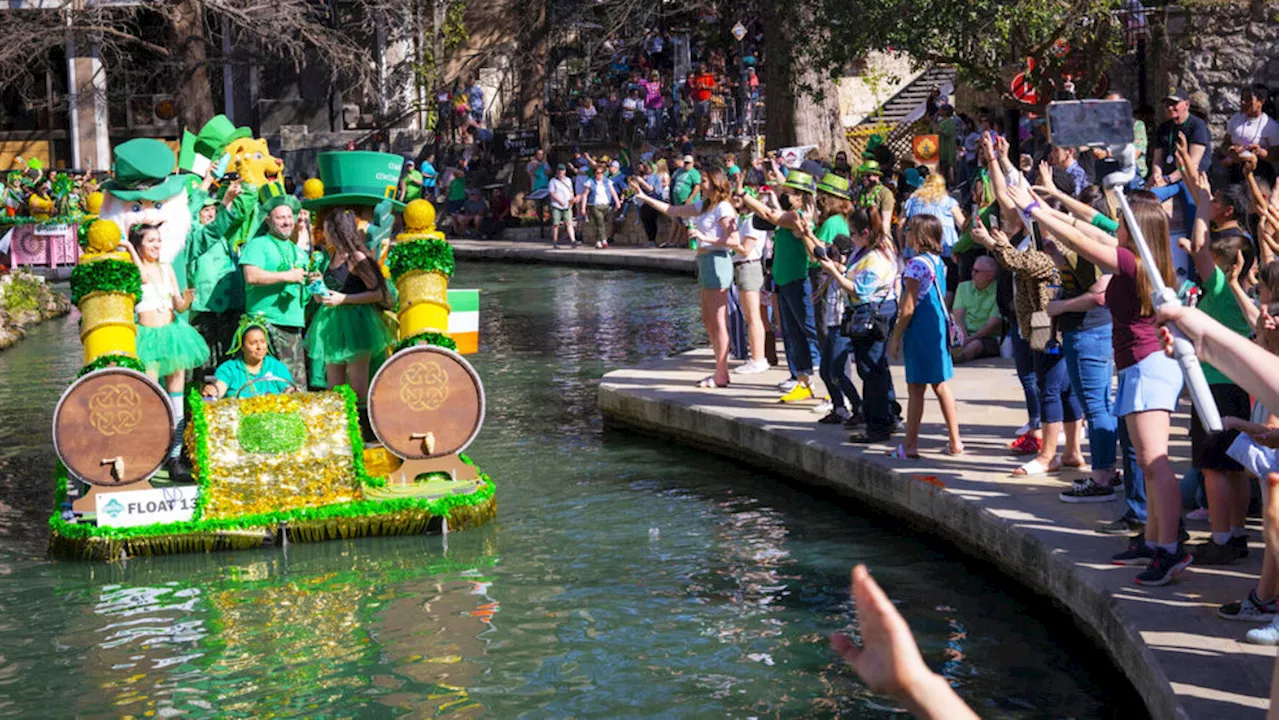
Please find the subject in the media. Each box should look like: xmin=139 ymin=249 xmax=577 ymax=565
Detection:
xmin=386 ymin=238 xmax=454 ymax=282
xmin=394 ymin=332 xmax=458 ymax=354
xmin=70 ymin=258 xmax=142 ymax=305
xmin=78 ymin=354 xmax=145 ymax=377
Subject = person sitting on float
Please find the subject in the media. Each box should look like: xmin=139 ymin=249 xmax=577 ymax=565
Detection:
xmin=200 ymin=314 xmax=296 ymax=400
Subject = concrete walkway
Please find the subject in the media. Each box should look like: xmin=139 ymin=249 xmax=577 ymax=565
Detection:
xmin=450 ymin=239 xmax=695 ymax=275
xmin=599 ymin=349 xmax=1275 ymax=719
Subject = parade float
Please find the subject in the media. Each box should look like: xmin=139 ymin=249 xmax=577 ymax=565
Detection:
xmin=48 ymin=150 xmax=494 ymax=561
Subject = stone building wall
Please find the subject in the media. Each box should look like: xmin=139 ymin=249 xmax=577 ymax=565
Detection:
xmin=1158 ymin=1 xmax=1279 ymax=135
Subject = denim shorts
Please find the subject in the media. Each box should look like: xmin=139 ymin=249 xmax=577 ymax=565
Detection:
xmin=697 ymin=250 xmax=733 ymax=290
xmin=1114 ymin=351 xmax=1184 ymax=417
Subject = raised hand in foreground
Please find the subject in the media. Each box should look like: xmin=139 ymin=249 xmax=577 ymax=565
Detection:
xmin=830 ymin=565 xmax=979 ymax=720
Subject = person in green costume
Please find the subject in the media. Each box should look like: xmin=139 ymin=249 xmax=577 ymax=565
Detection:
xmin=186 ymin=179 xmax=249 ymax=370
xmin=238 ymin=183 xmax=312 ymax=385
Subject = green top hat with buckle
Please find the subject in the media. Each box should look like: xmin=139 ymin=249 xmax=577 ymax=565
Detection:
xmin=780 ymin=169 xmax=816 ymax=194
xmin=817 ymin=172 xmax=852 ymax=198
xmin=302 ymin=151 xmax=407 ymax=212
xmin=102 ymin=138 xmax=187 ymax=202
xmin=857 ymin=160 xmax=883 ymax=176
xmin=259 ymin=181 xmax=301 ymax=215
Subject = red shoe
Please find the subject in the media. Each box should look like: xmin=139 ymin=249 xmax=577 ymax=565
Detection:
xmin=1009 ymin=431 xmax=1041 ymax=456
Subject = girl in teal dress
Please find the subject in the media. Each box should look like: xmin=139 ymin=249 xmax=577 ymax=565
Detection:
xmin=305 ymin=209 xmax=394 ymax=401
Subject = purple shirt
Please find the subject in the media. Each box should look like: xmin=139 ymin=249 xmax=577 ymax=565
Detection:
xmin=1106 ymin=248 xmax=1163 ymax=370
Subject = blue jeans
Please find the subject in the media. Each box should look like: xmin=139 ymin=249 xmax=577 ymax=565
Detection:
xmin=1035 ymin=346 xmax=1082 ymax=424
xmin=1011 ymin=324 xmax=1041 ymax=429
xmin=820 ymin=326 xmax=860 ymax=413
xmin=851 ymin=300 xmax=899 ymax=432
xmin=1062 ymin=325 xmax=1116 ymax=470
xmin=777 ymin=277 xmax=820 ymax=378
xmin=1117 ymin=416 xmax=1148 ymax=522
xmin=1180 ymin=467 xmax=1207 ymax=511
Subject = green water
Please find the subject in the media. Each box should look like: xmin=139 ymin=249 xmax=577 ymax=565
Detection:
xmin=0 ymin=264 xmax=1135 ymax=718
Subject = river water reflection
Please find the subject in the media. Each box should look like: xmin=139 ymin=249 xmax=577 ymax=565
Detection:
xmin=0 ymin=264 xmax=1134 ymax=717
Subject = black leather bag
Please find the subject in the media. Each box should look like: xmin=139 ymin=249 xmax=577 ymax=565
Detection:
xmin=841 ymin=301 xmax=888 ymax=341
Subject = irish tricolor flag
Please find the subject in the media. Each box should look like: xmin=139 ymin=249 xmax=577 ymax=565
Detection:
xmin=446 ymin=289 xmax=480 ymax=354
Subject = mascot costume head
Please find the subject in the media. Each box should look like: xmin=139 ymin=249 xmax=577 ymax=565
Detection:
xmin=98 ymin=138 xmax=191 ymax=264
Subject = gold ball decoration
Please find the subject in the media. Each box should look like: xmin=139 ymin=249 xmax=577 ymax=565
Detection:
xmin=302 ymin=177 xmax=325 ymax=200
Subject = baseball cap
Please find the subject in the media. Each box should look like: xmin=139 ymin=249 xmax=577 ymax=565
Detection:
xmin=683 ymin=154 xmax=695 ymax=164
xmin=556 ymin=163 xmax=567 ymax=171
xmin=1163 ymin=86 xmax=1190 ymax=103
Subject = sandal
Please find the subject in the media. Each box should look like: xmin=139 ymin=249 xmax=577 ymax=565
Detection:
xmin=696 ymin=376 xmax=729 ymax=389
xmin=886 ymin=444 xmax=920 ymax=460
xmin=1056 ymin=457 xmax=1089 ymax=472
xmin=1012 ymin=458 xmax=1050 ymax=477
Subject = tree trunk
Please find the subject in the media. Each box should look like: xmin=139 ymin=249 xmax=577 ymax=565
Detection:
xmin=761 ymin=0 xmax=842 ymax=157
xmin=170 ymin=0 xmax=216 ymax=131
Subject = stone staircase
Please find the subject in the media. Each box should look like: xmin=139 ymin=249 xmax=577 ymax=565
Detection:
xmin=847 ymin=64 xmax=957 ymax=161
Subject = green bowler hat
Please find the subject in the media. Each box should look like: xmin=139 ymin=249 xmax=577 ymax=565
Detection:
xmin=195 ymin=114 xmax=252 ymax=160
xmin=856 ymin=160 xmax=883 ymax=176
xmin=817 ymin=172 xmax=852 ymax=198
xmin=102 ymin=138 xmax=188 ymax=201
xmin=259 ymin=181 xmax=301 ymax=215
xmin=779 ymin=169 xmax=816 ymax=195
xmin=302 ymin=151 xmax=407 ymax=212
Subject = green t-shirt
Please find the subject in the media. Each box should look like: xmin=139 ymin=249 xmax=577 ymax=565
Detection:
xmin=814 ymin=214 xmax=848 ymax=271
xmin=772 ymin=216 xmax=821 ymax=286
xmin=953 ymin=279 xmax=999 ymax=333
xmin=404 ymin=169 xmax=424 ymax=201
xmin=239 ymin=232 xmax=309 ymax=328
xmin=1197 ymin=265 xmax=1252 ymax=385
xmin=674 ymin=168 xmax=701 ymax=204
xmin=448 ymin=175 xmax=466 ymax=202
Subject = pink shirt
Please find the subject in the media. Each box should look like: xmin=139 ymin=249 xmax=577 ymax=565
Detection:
xmin=642 ymin=80 xmax=664 ymax=109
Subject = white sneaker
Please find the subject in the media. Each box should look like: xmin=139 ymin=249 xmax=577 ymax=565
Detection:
xmin=1245 ymin=616 xmax=1280 ymax=646
xmin=812 ymin=399 xmax=834 ymax=415
xmin=777 ymin=379 xmax=798 ymax=392
xmin=733 ymin=359 xmax=769 ymax=375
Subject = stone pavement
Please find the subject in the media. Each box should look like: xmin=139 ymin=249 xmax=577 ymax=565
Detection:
xmin=450 ymin=239 xmax=695 ymax=275
xmin=598 ymin=349 xmax=1275 ymax=720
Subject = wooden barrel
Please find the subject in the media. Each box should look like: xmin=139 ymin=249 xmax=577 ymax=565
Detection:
xmin=368 ymin=345 xmax=485 ymax=459
xmin=52 ymin=368 xmax=173 ymax=486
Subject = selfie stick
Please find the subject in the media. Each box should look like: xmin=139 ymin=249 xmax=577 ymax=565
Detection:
xmin=1104 ymin=145 xmax=1222 ymax=431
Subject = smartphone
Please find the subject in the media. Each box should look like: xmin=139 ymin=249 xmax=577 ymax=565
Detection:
xmin=223 ymin=171 xmax=240 ymax=182
xmin=1046 ymin=99 xmax=1133 ymax=148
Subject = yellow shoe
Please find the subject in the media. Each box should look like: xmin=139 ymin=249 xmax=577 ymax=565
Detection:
xmin=778 ymin=384 xmax=813 ymax=403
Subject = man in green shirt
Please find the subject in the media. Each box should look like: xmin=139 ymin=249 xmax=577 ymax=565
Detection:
xmin=238 ymin=186 xmax=311 ymax=385
xmin=673 ymin=154 xmax=701 ymax=205
xmin=950 ymin=256 xmax=1002 ymax=362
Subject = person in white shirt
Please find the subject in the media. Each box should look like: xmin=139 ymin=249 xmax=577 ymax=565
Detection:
xmin=1222 ymin=85 xmax=1279 ymax=175
xmin=548 ymin=164 xmax=580 ymax=249
xmin=580 ymin=164 xmax=621 ymax=248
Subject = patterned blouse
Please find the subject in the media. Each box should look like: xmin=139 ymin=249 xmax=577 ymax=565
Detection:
xmin=985 ymin=232 xmax=1060 ymax=341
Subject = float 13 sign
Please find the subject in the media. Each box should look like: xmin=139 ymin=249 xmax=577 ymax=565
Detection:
xmin=96 ymin=485 xmax=199 ymax=528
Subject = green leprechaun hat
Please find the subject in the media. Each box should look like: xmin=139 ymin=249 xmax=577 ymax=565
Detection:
xmin=101 ymin=138 xmax=188 ymax=202
xmin=259 ymin=181 xmax=301 ymax=215
xmin=302 ymin=151 xmax=406 ymax=212
xmin=856 ymin=160 xmax=883 ymax=177
xmin=180 ymin=114 xmax=253 ymax=175
xmin=817 ymin=172 xmax=852 ymax=198
xmin=779 ymin=169 xmax=816 ymax=195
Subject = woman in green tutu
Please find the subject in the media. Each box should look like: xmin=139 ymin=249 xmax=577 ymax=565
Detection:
xmin=306 ymin=209 xmax=394 ymax=401
xmin=125 ymin=223 xmax=210 ymax=467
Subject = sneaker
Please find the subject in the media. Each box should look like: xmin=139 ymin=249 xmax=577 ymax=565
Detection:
xmin=733 ymin=359 xmax=769 ymax=375
xmin=1184 ymin=507 xmax=1210 ymax=521
xmin=843 ymin=410 xmax=867 ymax=429
xmin=1229 ymin=534 xmax=1250 ymax=559
xmin=1010 ymin=432 xmax=1041 ymax=456
xmin=812 ymin=399 xmax=834 ymax=415
xmin=1134 ymin=548 xmax=1192 ymax=586
xmin=1014 ymin=423 xmax=1036 ymax=436
xmin=779 ymin=384 xmax=814 ymax=403
xmin=1218 ymin=591 xmax=1278 ymax=622
xmin=777 ymin=379 xmax=798 ymax=392
xmin=849 ymin=428 xmax=893 ymax=444
xmin=818 ymin=407 xmax=850 ymax=424
xmin=1111 ymin=535 xmax=1157 ymax=566
xmin=1245 ymin=617 xmax=1280 ymax=646
xmin=1059 ymin=481 xmax=1118 ymax=504
xmin=1098 ymin=516 xmax=1146 ymax=536
xmin=1190 ymin=539 xmax=1239 ymax=566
